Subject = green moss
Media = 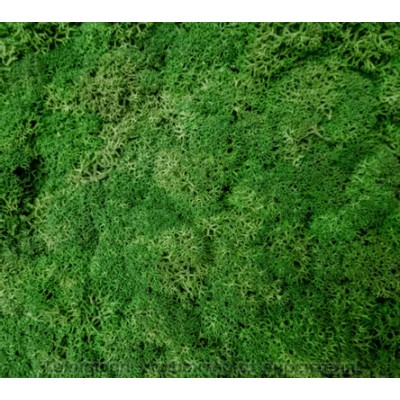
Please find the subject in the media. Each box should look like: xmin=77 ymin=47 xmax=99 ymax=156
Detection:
xmin=1 ymin=22 xmax=400 ymax=377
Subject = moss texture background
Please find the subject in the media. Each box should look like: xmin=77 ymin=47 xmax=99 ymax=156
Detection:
xmin=1 ymin=22 xmax=400 ymax=377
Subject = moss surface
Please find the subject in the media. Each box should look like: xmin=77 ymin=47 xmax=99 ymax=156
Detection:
xmin=1 ymin=22 xmax=400 ymax=377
